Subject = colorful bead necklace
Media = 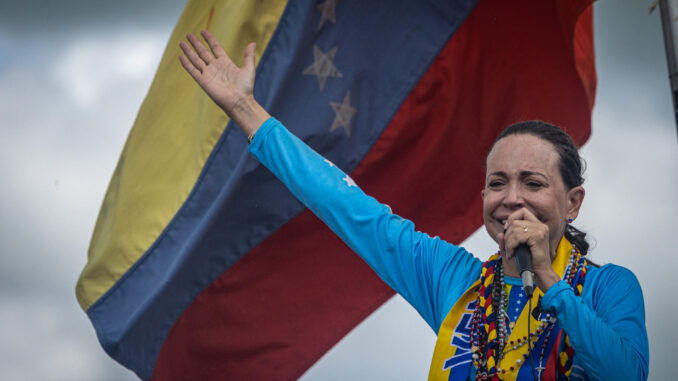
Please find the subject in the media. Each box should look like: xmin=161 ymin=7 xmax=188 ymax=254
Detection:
xmin=469 ymin=245 xmax=587 ymax=380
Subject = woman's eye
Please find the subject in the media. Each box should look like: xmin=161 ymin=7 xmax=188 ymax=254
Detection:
xmin=526 ymin=181 xmax=543 ymax=188
xmin=488 ymin=181 xmax=503 ymax=188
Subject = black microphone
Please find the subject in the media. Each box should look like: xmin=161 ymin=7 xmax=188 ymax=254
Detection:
xmin=514 ymin=244 xmax=534 ymax=298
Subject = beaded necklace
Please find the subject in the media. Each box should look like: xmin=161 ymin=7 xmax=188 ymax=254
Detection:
xmin=469 ymin=245 xmax=587 ymax=380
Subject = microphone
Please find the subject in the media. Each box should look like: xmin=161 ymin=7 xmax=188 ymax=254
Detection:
xmin=514 ymin=244 xmax=534 ymax=298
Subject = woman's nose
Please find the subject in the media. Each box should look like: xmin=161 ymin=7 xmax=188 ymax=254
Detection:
xmin=502 ymin=184 xmax=525 ymax=209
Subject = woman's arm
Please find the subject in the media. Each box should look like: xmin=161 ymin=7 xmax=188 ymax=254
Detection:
xmin=248 ymin=117 xmax=482 ymax=330
xmin=178 ymin=31 xmax=483 ymax=330
xmin=541 ymin=265 xmax=649 ymax=380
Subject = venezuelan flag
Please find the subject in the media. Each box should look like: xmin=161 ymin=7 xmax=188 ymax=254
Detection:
xmin=76 ymin=0 xmax=595 ymax=379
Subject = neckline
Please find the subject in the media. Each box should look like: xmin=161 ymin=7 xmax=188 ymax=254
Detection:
xmin=503 ymin=275 xmax=523 ymax=286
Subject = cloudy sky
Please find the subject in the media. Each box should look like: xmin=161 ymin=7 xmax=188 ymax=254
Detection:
xmin=0 ymin=0 xmax=675 ymax=380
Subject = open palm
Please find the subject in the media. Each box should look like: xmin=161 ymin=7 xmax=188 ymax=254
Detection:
xmin=179 ymin=30 xmax=255 ymax=114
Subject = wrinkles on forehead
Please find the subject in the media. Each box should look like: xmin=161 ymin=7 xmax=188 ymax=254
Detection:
xmin=485 ymin=134 xmax=561 ymax=185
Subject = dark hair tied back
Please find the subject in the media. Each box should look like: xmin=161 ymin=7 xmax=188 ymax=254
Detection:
xmin=493 ymin=120 xmax=590 ymax=255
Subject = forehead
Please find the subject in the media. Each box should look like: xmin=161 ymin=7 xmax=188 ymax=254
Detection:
xmin=486 ymin=134 xmax=560 ymax=177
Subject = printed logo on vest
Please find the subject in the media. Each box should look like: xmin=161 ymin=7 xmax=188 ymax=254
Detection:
xmin=442 ymin=300 xmax=476 ymax=371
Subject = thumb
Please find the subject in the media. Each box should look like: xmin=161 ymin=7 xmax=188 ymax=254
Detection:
xmin=244 ymin=42 xmax=256 ymax=72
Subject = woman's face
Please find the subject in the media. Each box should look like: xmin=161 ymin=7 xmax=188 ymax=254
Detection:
xmin=482 ymin=134 xmax=584 ymax=255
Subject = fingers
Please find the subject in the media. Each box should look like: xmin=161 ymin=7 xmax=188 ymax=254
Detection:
xmin=180 ymin=31 xmax=244 ymax=72
xmin=503 ymin=209 xmax=539 ymax=259
xmin=201 ymin=30 xmax=228 ymax=59
xmin=179 ymin=54 xmax=202 ymax=81
xmin=503 ymin=222 xmax=530 ymax=260
xmin=503 ymin=222 xmax=549 ymax=262
xmin=180 ymin=39 xmax=206 ymax=72
xmin=187 ymin=33 xmax=216 ymax=65
xmin=504 ymin=208 xmax=538 ymax=231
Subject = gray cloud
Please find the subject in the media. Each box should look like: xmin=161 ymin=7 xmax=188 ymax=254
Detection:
xmin=0 ymin=27 xmax=165 ymax=381
xmin=594 ymin=1 xmax=673 ymax=132
xmin=0 ymin=0 xmax=186 ymax=35
xmin=595 ymin=1 xmax=666 ymax=66
xmin=0 ymin=297 xmax=137 ymax=381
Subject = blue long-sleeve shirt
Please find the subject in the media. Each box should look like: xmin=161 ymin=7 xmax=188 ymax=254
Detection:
xmin=249 ymin=118 xmax=649 ymax=380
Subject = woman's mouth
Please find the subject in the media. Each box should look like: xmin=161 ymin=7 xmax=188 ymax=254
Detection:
xmin=495 ymin=218 xmax=507 ymax=228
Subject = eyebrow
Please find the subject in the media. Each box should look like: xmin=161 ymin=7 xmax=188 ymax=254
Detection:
xmin=487 ymin=171 xmax=549 ymax=180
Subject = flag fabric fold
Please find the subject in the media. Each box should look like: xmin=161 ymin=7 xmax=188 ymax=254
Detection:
xmin=77 ymin=0 xmax=596 ymax=379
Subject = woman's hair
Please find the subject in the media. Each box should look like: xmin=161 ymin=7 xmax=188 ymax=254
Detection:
xmin=491 ymin=120 xmax=590 ymax=255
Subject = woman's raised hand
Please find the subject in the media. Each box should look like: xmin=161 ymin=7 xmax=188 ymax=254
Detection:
xmin=179 ymin=30 xmax=270 ymax=136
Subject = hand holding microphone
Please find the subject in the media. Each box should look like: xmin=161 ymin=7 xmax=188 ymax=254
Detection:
xmin=502 ymin=209 xmax=560 ymax=295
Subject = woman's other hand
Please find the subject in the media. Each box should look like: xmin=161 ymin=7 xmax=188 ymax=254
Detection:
xmin=500 ymin=208 xmax=560 ymax=292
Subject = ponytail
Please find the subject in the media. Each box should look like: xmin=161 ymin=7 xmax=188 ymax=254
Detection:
xmin=564 ymin=224 xmax=589 ymax=255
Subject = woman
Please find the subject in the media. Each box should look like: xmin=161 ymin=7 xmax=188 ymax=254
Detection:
xmin=179 ymin=30 xmax=648 ymax=380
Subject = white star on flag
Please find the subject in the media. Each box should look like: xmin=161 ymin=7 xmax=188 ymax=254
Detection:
xmin=342 ymin=175 xmax=357 ymax=188
xmin=329 ymin=91 xmax=357 ymax=137
xmin=302 ymin=45 xmax=343 ymax=91
xmin=316 ymin=0 xmax=339 ymax=30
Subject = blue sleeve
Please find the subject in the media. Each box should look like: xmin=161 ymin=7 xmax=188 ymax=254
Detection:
xmin=249 ymin=118 xmax=483 ymax=331
xmin=541 ymin=265 xmax=649 ymax=380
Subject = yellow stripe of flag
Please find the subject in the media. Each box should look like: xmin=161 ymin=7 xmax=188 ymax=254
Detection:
xmin=76 ymin=0 xmax=288 ymax=310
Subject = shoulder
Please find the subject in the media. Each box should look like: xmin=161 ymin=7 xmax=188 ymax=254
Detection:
xmin=584 ymin=262 xmax=645 ymax=310
xmin=587 ymin=262 xmax=640 ymax=288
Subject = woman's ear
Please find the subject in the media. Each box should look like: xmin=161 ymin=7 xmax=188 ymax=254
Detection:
xmin=566 ymin=186 xmax=585 ymax=221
